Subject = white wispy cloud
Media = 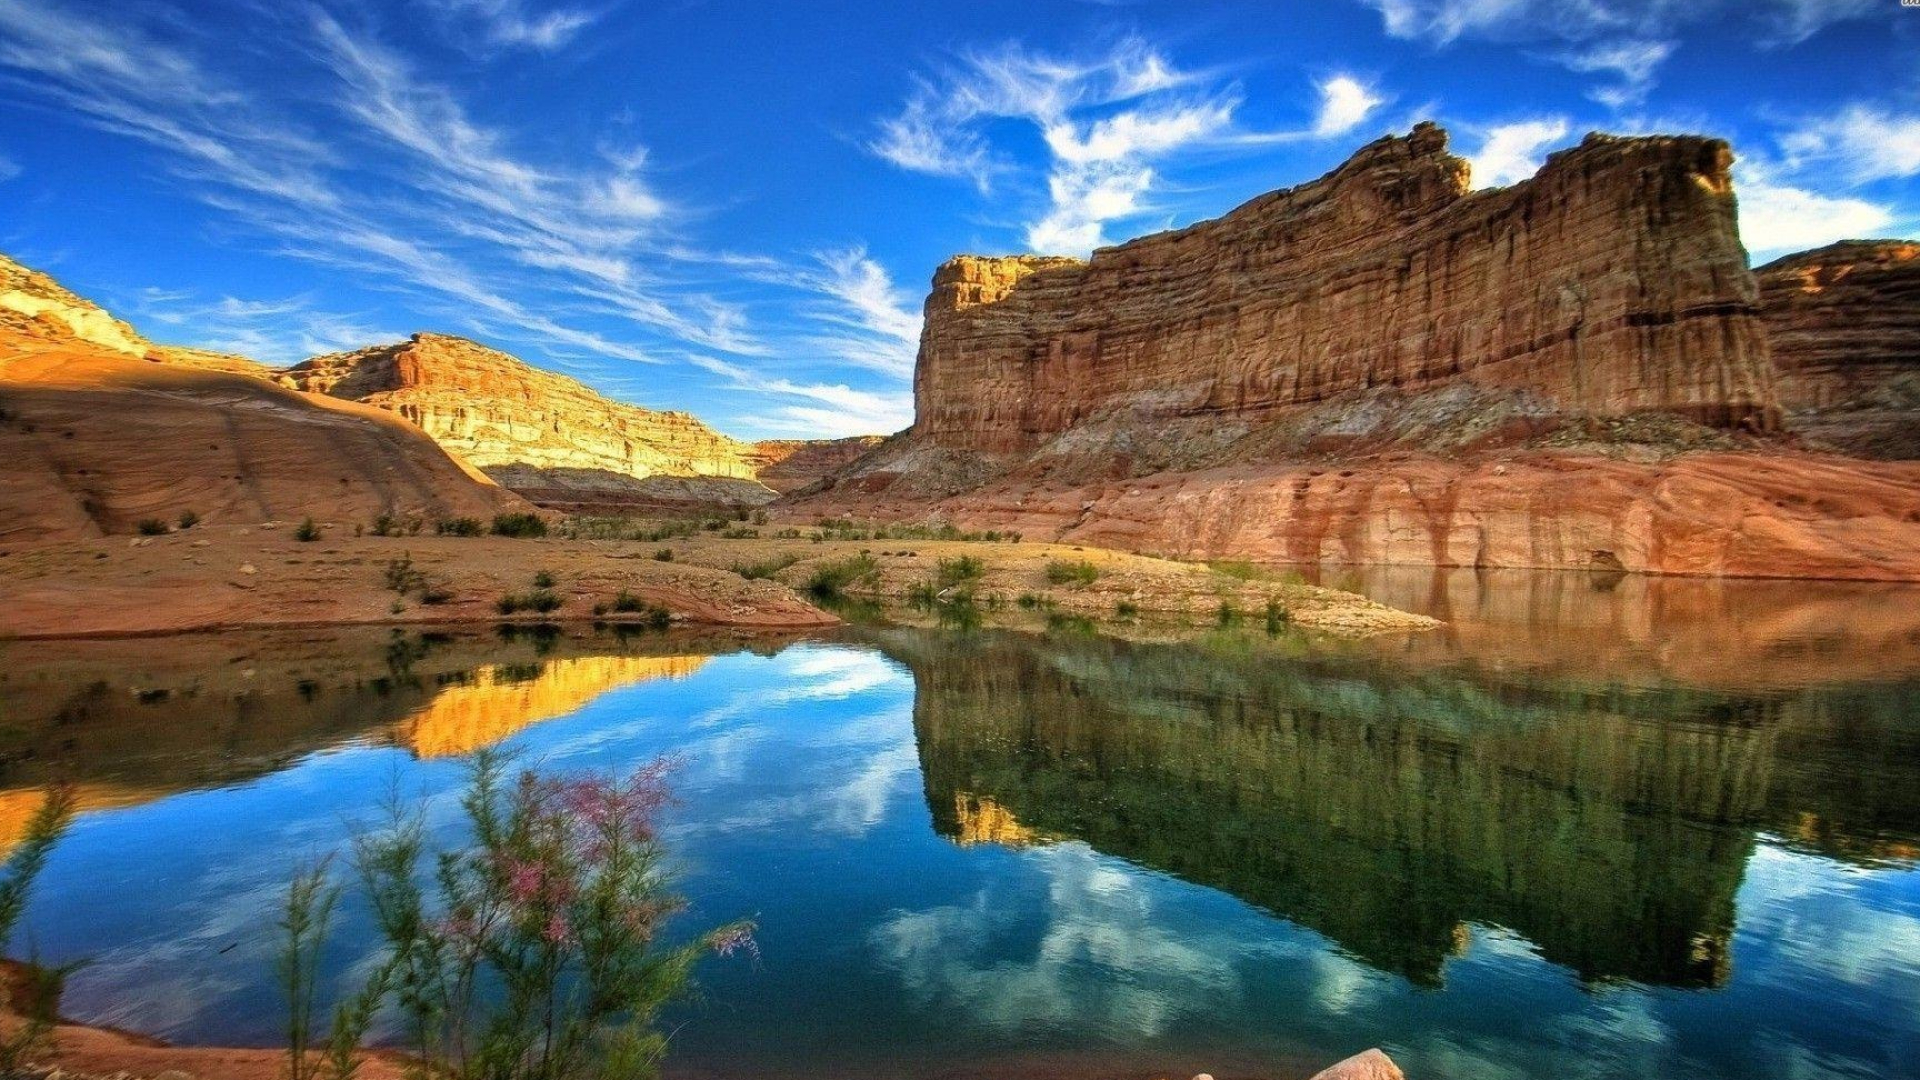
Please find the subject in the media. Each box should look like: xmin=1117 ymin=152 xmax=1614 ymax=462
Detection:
xmin=0 ymin=0 xmax=765 ymax=371
xmin=417 ymin=0 xmax=596 ymax=52
xmin=1355 ymin=0 xmax=1877 ymax=47
xmin=1779 ymin=105 xmax=1920 ymax=186
xmin=691 ymin=355 xmax=914 ymax=438
xmin=133 ymin=289 xmax=393 ymax=364
xmin=1733 ymin=160 xmax=1898 ymax=257
xmin=1558 ymin=38 xmax=1674 ymax=109
xmin=871 ymin=40 xmax=1383 ymax=256
xmin=1465 ymin=117 xmax=1571 ymax=189
xmin=797 ymin=248 xmax=924 ymax=379
xmin=1312 ymin=74 xmax=1385 ymax=137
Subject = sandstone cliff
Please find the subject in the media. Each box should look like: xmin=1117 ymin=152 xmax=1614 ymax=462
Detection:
xmin=1758 ymin=240 xmax=1920 ymax=458
xmin=280 ymin=333 xmax=779 ymax=510
xmin=0 ymin=259 xmax=522 ymax=545
xmin=750 ymin=435 xmax=885 ymax=493
xmin=914 ymin=123 xmax=1777 ymax=457
xmin=790 ymin=125 xmax=1920 ymax=581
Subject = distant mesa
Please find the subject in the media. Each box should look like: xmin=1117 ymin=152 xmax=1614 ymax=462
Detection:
xmin=793 ymin=123 xmax=1920 ymax=581
xmin=280 ymin=333 xmax=779 ymax=514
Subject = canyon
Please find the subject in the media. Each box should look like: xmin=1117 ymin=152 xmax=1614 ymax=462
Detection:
xmin=793 ymin=125 xmax=1920 ymax=580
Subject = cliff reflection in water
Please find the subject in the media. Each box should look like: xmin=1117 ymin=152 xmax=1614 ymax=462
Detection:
xmin=0 ymin=627 xmax=743 ymax=850
xmin=875 ymin=627 xmax=1920 ymax=990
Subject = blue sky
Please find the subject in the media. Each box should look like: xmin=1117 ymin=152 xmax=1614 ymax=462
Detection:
xmin=1 ymin=0 xmax=1916 ymax=439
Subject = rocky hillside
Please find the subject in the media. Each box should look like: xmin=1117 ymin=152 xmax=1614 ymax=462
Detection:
xmin=281 ymin=334 xmax=781 ymax=512
xmin=0 ymin=260 xmax=522 ymax=546
xmin=790 ymin=124 xmax=1920 ymax=581
xmin=1758 ymin=240 xmax=1920 ymax=459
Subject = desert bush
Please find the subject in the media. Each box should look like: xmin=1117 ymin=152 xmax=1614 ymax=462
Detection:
xmin=1265 ymin=596 xmax=1291 ymax=635
xmin=383 ymin=555 xmax=427 ymax=595
xmin=730 ymin=554 xmax=799 ymax=581
xmin=935 ymin=555 xmax=985 ymax=587
xmin=177 ymin=509 xmax=201 ymax=530
xmin=1217 ymin=600 xmax=1240 ymax=628
xmin=652 ymin=548 xmax=674 ymax=562
xmin=1115 ymin=599 xmax=1140 ymax=619
xmin=496 ymin=589 xmax=563 ymax=616
xmin=283 ymin=754 xmax=750 ymax=1080
xmin=532 ymin=570 xmax=556 ymax=589
xmin=805 ymin=553 xmax=878 ymax=598
xmin=718 ymin=527 xmax=758 ymax=540
xmin=136 ymin=518 xmax=168 ymax=536
xmin=490 ymin=513 xmax=548 ymax=539
xmin=435 ymin=517 xmax=484 ymax=537
xmin=1044 ymin=559 xmax=1099 ymax=587
xmin=295 ymin=518 xmax=323 ymax=542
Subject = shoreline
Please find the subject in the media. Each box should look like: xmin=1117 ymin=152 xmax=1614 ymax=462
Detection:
xmin=0 ymin=525 xmax=1437 ymax=642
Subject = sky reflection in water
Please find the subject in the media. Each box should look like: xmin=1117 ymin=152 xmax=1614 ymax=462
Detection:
xmin=5 ymin=598 xmax=1919 ymax=1080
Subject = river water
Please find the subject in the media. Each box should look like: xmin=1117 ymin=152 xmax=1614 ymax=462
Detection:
xmin=3 ymin=569 xmax=1917 ymax=1079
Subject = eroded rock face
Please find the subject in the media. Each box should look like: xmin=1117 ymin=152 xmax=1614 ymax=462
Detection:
xmin=0 ymin=256 xmax=523 ymax=545
xmin=914 ymin=123 xmax=1778 ymax=456
xmin=1758 ymin=240 xmax=1920 ymax=458
xmin=282 ymin=334 xmax=772 ymax=506
xmin=750 ymin=436 xmax=886 ymax=493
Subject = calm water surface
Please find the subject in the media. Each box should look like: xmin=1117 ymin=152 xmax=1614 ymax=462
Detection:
xmin=3 ymin=570 xmax=1919 ymax=1080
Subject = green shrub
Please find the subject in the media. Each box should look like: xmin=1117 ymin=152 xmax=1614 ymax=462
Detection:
xmin=1217 ymin=600 xmax=1239 ymax=628
xmin=1265 ymin=596 xmax=1292 ymax=635
xmin=496 ymin=588 xmax=562 ymax=615
xmin=1044 ymin=559 xmax=1100 ymax=587
xmin=176 ymin=509 xmax=200 ymax=530
xmin=382 ymin=555 xmax=426 ymax=595
xmin=936 ymin=555 xmax=985 ymax=587
xmin=136 ymin=518 xmax=168 ymax=536
xmin=1115 ymin=599 xmax=1140 ymax=619
xmin=1209 ymin=560 xmax=1266 ymax=581
xmin=719 ymin=527 xmax=759 ymax=540
xmin=611 ymin=590 xmax=647 ymax=613
xmin=490 ymin=512 xmax=548 ymax=539
xmin=653 ymin=548 xmax=675 ymax=562
xmin=806 ymin=553 xmax=878 ymax=598
xmin=730 ymin=554 xmax=799 ymax=581
xmin=1015 ymin=592 xmax=1050 ymax=610
xmin=369 ymin=513 xmax=402 ymax=537
xmin=435 ymin=516 xmax=484 ymax=537
xmin=294 ymin=518 xmax=322 ymax=542
xmin=532 ymin=569 xmax=556 ymax=589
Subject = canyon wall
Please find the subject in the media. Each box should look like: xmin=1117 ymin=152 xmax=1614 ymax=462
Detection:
xmin=282 ymin=334 xmax=773 ymax=507
xmin=913 ymin=123 xmax=1778 ymax=456
xmin=1758 ymin=240 xmax=1920 ymax=458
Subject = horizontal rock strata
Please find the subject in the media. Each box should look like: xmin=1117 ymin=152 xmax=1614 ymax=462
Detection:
xmin=914 ymin=123 xmax=1778 ymax=456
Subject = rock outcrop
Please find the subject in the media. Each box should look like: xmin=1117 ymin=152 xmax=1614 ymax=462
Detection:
xmin=914 ymin=123 xmax=1777 ymax=457
xmin=791 ymin=125 xmax=1920 ymax=581
xmin=0 ymin=253 xmax=271 ymax=377
xmin=1758 ymin=240 xmax=1920 ymax=458
xmin=281 ymin=333 xmax=778 ymax=510
xmin=0 ymin=259 xmax=522 ymax=545
xmin=750 ymin=435 xmax=886 ymax=493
